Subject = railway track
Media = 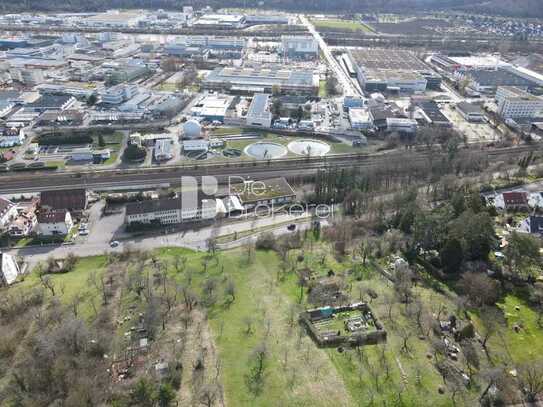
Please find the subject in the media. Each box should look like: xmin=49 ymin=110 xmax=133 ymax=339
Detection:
xmin=0 ymin=144 xmax=538 ymax=194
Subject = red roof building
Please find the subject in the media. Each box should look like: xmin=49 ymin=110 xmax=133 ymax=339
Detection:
xmin=503 ymin=192 xmax=529 ymax=210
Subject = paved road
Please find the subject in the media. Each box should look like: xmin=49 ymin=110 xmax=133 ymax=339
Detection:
xmin=7 ymin=211 xmax=320 ymax=270
xmin=300 ymin=15 xmax=362 ymax=97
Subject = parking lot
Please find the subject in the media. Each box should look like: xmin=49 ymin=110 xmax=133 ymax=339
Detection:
xmin=441 ymin=103 xmax=500 ymax=143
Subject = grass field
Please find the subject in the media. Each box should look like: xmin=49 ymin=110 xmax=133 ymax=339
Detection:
xmin=153 ymin=245 xmax=474 ymax=406
xmin=312 ymin=18 xmax=374 ymax=32
xmin=8 ymin=238 xmax=543 ymax=405
xmin=318 ymin=79 xmax=328 ymax=98
xmin=14 ymin=255 xmax=109 ymax=319
xmin=91 ymin=131 xmax=124 ymax=165
xmin=154 ymin=83 xmax=179 ymax=92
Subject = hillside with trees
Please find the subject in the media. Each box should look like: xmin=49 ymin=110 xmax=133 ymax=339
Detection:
xmin=1 ymin=0 xmax=542 ymax=18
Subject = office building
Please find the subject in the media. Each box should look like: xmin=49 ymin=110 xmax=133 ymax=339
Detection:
xmin=495 ymin=86 xmax=543 ymax=119
xmin=100 ymin=84 xmax=139 ymax=105
xmin=125 ymin=196 xmax=223 ymax=225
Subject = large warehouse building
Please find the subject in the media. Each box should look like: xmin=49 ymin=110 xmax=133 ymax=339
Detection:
xmin=202 ymin=66 xmax=319 ymax=96
xmin=348 ymin=49 xmax=439 ymax=93
xmin=455 ymin=67 xmax=539 ymax=94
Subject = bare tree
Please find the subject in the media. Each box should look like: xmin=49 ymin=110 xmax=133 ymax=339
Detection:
xmin=174 ymin=254 xmax=187 ymax=274
xmin=242 ymin=316 xmax=254 ymax=335
xmin=460 ymin=340 xmax=480 ymax=379
xmin=398 ymin=328 xmax=412 ymax=354
xmin=198 ymin=383 xmax=219 ymax=407
xmin=39 ymin=273 xmax=56 ymax=297
xmin=458 ymin=273 xmax=499 ymax=308
xmin=518 ymin=360 xmax=543 ymax=402
xmin=478 ymin=306 xmax=500 ymax=359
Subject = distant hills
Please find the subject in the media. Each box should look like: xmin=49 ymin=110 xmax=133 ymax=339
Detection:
xmin=1 ymin=0 xmax=542 ymax=18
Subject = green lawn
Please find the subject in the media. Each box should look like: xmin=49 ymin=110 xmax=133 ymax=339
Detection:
xmin=154 ymin=83 xmax=180 ymax=92
xmin=319 ymin=79 xmax=328 ymax=98
xmin=14 ymin=239 xmax=541 ymax=406
xmin=476 ymin=293 xmax=543 ymax=365
xmin=312 ymin=18 xmax=374 ymax=32
xmin=152 ymin=244 xmax=480 ymax=406
xmin=91 ymin=132 xmax=123 ymax=166
xmin=16 ymin=255 xmax=109 ymax=320
xmin=151 ymin=247 xmax=354 ymax=406
xmin=210 ymin=127 xmax=248 ymax=136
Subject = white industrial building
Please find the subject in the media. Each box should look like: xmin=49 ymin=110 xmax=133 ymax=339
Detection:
xmin=154 ymin=139 xmax=174 ymax=161
xmin=8 ymin=68 xmax=44 ymax=86
xmin=190 ymin=94 xmax=234 ymax=122
xmin=349 ymin=108 xmax=372 ymax=129
xmin=194 ymin=14 xmax=246 ymax=28
xmin=0 ymin=128 xmax=25 ymax=147
xmin=84 ymin=10 xmax=144 ymax=28
xmin=246 ymin=94 xmax=272 ymax=127
xmin=281 ymin=35 xmax=318 ymax=60
xmin=496 ymin=86 xmax=543 ymax=119
xmin=71 ymin=147 xmax=94 ymax=161
xmin=183 ymin=139 xmax=209 ymax=152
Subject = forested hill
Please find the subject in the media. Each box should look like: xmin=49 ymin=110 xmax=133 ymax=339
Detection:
xmin=1 ymin=0 xmax=542 ymax=18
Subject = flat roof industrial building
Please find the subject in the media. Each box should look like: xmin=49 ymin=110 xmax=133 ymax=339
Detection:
xmin=415 ymin=100 xmax=452 ymax=127
xmin=348 ymin=49 xmax=434 ymax=93
xmin=190 ymin=94 xmax=235 ymax=122
xmin=246 ymin=94 xmax=272 ymax=127
xmin=456 ymin=102 xmax=485 ymax=122
xmin=202 ymin=66 xmax=319 ymax=96
xmin=456 ymin=67 xmax=540 ymax=93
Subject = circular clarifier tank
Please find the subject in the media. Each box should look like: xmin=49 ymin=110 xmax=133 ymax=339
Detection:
xmin=244 ymin=142 xmax=288 ymax=160
xmin=287 ymin=139 xmax=330 ymax=156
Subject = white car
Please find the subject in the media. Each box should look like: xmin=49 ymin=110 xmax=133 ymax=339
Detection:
xmin=79 ymin=229 xmax=89 ymax=236
xmin=110 ymin=240 xmax=120 ymax=248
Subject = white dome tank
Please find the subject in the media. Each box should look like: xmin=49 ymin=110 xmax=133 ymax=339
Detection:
xmin=183 ymin=119 xmax=201 ymax=139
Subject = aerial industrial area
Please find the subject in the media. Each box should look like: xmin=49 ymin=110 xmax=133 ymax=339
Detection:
xmin=2 ymin=5 xmax=543 ymax=407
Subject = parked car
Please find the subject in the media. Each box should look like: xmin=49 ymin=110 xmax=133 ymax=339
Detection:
xmin=110 ymin=240 xmax=120 ymax=248
xmin=287 ymin=224 xmax=297 ymax=231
